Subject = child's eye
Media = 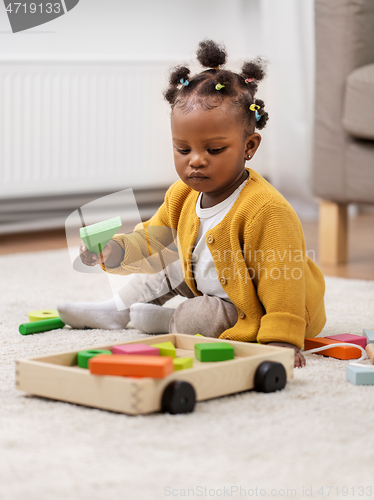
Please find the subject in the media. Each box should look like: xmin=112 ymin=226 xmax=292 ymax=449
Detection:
xmin=208 ymin=147 xmax=226 ymax=154
xmin=176 ymin=148 xmax=190 ymax=155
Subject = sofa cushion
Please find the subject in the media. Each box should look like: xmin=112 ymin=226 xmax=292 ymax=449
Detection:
xmin=343 ymin=63 xmax=374 ymax=140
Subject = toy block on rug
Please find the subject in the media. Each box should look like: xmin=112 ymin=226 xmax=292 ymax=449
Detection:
xmin=112 ymin=344 xmax=159 ymax=356
xmin=195 ymin=342 xmax=234 ymax=362
xmin=150 ymin=341 xmax=176 ymax=358
xmin=325 ymin=334 xmax=367 ymax=348
xmin=90 ymin=354 xmax=174 ymax=378
xmin=173 ymin=357 xmax=193 ymax=371
xmin=304 ymin=338 xmax=361 ymax=360
xmin=346 ymin=365 xmax=374 ymax=385
xmin=366 ymin=344 xmax=374 ymax=364
xmin=363 ymin=328 xmax=374 ymax=344
xmin=28 ymin=310 xmax=59 ymax=322
xmin=19 ymin=318 xmax=65 ymax=335
xmin=77 ymin=349 xmax=112 ymax=369
xmin=79 ymin=216 xmax=122 ymax=256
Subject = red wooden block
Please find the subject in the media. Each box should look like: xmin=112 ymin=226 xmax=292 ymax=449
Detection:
xmin=89 ymin=354 xmax=173 ymax=378
xmin=325 ymin=334 xmax=367 ymax=348
xmin=304 ymin=338 xmax=361 ymax=360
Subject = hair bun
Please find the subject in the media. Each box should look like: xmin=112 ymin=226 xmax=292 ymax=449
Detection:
xmin=168 ymin=66 xmax=191 ymax=86
xmin=196 ymin=39 xmax=227 ymax=69
xmin=241 ymin=58 xmax=267 ymax=83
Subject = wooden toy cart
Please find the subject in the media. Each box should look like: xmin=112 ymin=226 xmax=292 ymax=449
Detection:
xmin=16 ymin=334 xmax=294 ymax=415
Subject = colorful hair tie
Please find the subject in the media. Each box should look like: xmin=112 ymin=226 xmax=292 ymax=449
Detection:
xmin=180 ymin=78 xmax=189 ymax=86
xmin=215 ymin=83 xmax=225 ymax=91
xmin=249 ymin=103 xmax=261 ymax=122
xmin=245 ymin=78 xmax=255 ymax=84
xmin=249 ymin=104 xmax=261 ymax=111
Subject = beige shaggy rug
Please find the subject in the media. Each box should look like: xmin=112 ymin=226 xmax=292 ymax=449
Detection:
xmin=1 ymin=248 xmax=374 ymax=500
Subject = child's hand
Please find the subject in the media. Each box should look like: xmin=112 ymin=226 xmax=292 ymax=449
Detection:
xmin=79 ymin=240 xmax=112 ymax=266
xmin=266 ymin=342 xmax=306 ymax=368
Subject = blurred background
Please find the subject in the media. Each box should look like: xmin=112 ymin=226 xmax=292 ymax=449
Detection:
xmin=0 ymin=0 xmax=317 ymax=236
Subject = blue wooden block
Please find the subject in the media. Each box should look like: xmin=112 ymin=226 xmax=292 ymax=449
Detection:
xmin=363 ymin=328 xmax=374 ymax=344
xmin=346 ymin=365 xmax=374 ymax=385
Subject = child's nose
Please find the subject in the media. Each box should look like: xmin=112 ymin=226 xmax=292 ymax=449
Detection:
xmin=189 ymin=153 xmax=207 ymax=168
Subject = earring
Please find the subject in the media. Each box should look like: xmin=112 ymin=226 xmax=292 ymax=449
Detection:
xmin=246 ymin=155 xmax=251 ymax=160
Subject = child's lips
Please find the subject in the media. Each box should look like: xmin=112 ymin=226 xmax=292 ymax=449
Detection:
xmin=188 ymin=172 xmax=208 ymax=180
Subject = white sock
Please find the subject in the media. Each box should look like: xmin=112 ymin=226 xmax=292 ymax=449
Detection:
xmin=57 ymin=295 xmax=130 ymax=330
xmin=129 ymin=303 xmax=175 ymax=334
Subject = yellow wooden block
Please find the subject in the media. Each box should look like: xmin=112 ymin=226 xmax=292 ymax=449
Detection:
xmin=151 ymin=341 xmax=176 ymax=358
xmin=173 ymin=357 xmax=193 ymax=371
xmin=28 ymin=310 xmax=59 ymax=322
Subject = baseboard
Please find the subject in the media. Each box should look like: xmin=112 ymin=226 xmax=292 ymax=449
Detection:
xmin=0 ymin=186 xmax=168 ymax=235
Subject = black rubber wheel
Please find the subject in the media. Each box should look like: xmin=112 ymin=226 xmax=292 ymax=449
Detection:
xmin=161 ymin=381 xmax=196 ymax=414
xmin=254 ymin=361 xmax=287 ymax=393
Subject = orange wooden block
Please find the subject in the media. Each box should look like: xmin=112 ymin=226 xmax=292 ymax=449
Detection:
xmin=89 ymin=354 xmax=174 ymax=378
xmin=304 ymin=337 xmax=361 ymax=360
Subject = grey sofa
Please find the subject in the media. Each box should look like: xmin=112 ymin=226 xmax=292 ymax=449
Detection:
xmin=313 ymin=0 xmax=374 ymax=264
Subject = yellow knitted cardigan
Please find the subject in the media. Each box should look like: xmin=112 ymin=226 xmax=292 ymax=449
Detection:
xmin=108 ymin=169 xmax=326 ymax=349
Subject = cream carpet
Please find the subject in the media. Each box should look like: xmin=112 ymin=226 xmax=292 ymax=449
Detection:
xmin=1 ymin=249 xmax=374 ymax=500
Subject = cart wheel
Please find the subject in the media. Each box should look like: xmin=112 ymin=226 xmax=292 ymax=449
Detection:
xmin=161 ymin=381 xmax=196 ymax=414
xmin=254 ymin=361 xmax=287 ymax=393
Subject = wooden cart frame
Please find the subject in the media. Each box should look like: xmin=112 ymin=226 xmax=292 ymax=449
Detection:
xmin=16 ymin=334 xmax=294 ymax=415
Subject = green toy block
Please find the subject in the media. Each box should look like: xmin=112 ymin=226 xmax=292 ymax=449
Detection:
xmin=19 ymin=318 xmax=65 ymax=335
xmin=363 ymin=328 xmax=374 ymax=344
xmin=77 ymin=349 xmax=112 ymax=369
xmin=195 ymin=342 xmax=234 ymax=362
xmin=79 ymin=216 xmax=122 ymax=256
xmin=346 ymin=365 xmax=374 ymax=385
xmin=150 ymin=341 xmax=176 ymax=358
xmin=173 ymin=357 xmax=193 ymax=371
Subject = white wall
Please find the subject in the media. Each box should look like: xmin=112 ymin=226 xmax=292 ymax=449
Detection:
xmin=0 ymin=0 xmax=315 ymax=204
xmin=0 ymin=0 xmax=263 ymax=59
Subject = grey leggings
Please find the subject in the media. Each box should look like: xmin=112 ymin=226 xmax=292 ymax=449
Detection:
xmin=117 ymin=262 xmax=238 ymax=338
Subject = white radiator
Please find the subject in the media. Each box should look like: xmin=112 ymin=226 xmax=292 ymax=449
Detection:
xmin=0 ymin=59 xmax=178 ymax=199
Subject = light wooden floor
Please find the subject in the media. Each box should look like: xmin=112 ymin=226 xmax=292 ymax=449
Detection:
xmin=1 ymin=213 xmax=374 ymax=280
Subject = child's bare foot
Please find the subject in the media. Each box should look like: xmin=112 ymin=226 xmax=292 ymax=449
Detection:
xmin=267 ymin=342 xmax=306 ymax=368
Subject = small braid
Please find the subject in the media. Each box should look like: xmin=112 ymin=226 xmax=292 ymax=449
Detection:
xmin=253 ymin=98 xmax=269 ymax=130
xmin=240 ymin=58 xmax=267 ymax=93
xmin=163 ymin=40 xmax=269 ymax=131
xmin=168 ymin=66 xmax=190 ymax=86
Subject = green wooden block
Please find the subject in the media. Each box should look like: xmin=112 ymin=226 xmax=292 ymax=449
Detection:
xmin=77 ymin=349 xmax=112 ymax=369
xmin=150 ymin=341 xmax=176 ymax=358
xmin=194 ymin=342 xmax=234 ymax=362
xmin=346 ymin=365 xmax=374 ymax=385
xmin=173 ymin=357 xmax=193 ymax=371
xmin=19 ymin=318 xmax=65 ymax=335
xmin=79 ymin=216 xmax=122 ymax=255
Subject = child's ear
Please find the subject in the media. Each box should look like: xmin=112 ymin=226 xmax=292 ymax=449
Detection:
xmin=245 ymin=133 xmax=261 ymax=158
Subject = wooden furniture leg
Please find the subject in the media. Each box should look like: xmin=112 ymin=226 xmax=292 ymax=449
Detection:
xmin=319 ymin=200 xmax=348 ymax=265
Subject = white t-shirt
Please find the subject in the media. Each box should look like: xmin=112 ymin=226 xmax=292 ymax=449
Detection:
xmin=192 ymin=177 xmax=248 ymax=300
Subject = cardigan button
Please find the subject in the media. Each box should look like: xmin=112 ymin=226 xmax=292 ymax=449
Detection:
xmin=238 ymin=310 xmax=246 ymax=319
xmin=219 ymin=277 xmax=227 ymax=285
xmin=206 ymin=234 xmax=214 ymax=244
